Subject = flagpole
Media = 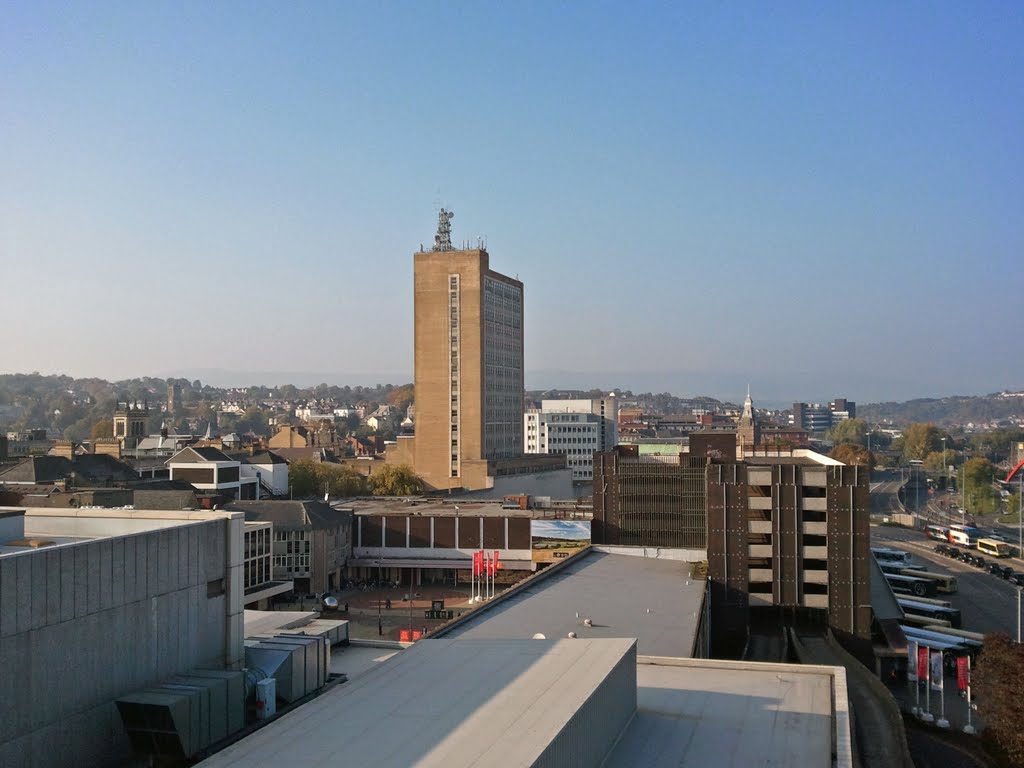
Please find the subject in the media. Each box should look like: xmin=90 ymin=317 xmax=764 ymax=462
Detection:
xmin=937 ymin=651 xmax=949 ymax=728
xmin=471 ymin=552 xmax=475 ymax=604
xmin=964 ymin=656 xmax=975 ymax=734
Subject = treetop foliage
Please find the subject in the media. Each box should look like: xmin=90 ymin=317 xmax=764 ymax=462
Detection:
xmin=975 ymin=633 xmax=1024 ymax=764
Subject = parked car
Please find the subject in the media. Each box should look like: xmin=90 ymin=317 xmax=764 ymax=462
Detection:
xmin=935 ymin=544 xmax=949 ymax=555
xmin=1008 ymin=572 xmax=1024 ymax=587
xmin=989 ymin=563 xmax=1013 ymax=578
xmin=945 ymin=547 xmax=960 ymax=559
xmin=972 ymin=556 xmax=987 ymax=569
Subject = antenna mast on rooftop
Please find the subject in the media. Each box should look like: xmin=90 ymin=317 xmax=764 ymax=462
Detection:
xmin=433 ymin=208 xmax=454 ymax=251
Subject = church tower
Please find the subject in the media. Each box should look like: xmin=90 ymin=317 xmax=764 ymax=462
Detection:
xmin=737 ymin=385 xmax=759 ymax=457
xmin=113 ymin=400 xmax=149 ymax=450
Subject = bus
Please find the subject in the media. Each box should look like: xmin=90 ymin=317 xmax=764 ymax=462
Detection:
xmin=896 ymin=595 xmax=952 ymax=608
xmin=926 ymin=524 xmax=950 ymax=541
xmin=894 ymin=568 xmax=958 ymax=594
xmin=885 ymin=572 xmax=939 ymax=598
xmin=978 ymin=538 xmax=1012 ymax=558
xmin=924 ymin=626 xmax=985 ymax=644
xmin=871 ymin=547 xmax=914 ymax=567
xmin=896 ymin=598 xmax=963 ymax=629
xmin=903 ymin=613 xmax=951 ymax=629
xmin=947 ymin=524 xmax=981 ymax=549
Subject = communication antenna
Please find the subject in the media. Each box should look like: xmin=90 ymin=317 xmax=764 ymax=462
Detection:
xmin=433 ymin=208 xmax=454 ymax=251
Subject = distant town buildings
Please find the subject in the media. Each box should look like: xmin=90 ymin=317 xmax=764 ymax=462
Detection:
xmin=789 ymin=397 xmax=856 ymax=434
xmin=524 ymin=396 xmax=619 ymax=481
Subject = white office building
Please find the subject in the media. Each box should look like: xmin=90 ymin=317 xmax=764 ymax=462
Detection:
xmin=524 ymin=397 xmax=619 ymax=481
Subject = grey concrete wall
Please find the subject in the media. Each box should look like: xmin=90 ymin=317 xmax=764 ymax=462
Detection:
xmin=0 ymin=518 xmax=234 ymax=768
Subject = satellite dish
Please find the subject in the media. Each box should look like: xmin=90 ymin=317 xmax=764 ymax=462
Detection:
xmin=532 ymin=633 xmax=547 ymax=640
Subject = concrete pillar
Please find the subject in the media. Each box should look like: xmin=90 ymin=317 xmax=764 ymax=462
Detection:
xmin=223 ymin=515 xmax=245 ymax=670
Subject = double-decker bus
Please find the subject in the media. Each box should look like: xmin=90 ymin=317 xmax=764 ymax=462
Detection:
xmin=947 ymin=524 xmax=981 ymax=548
xmin=871 ymin=547 xmax=914 ymax=566
xmin=977 ymin=538 xmax=1012 ymax=558
xmin=926 ymin=524 xmax=950 ymax=541
xmin=896 ymin=598 xmax=963 ymax=629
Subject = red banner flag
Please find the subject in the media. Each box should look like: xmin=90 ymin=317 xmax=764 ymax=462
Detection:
xmin=957 ymin=656 xmax=970 ymax=692
xmin=473 ymin=550 xmax=482 ymax=576
xmin=917 ymin=646 xmax=929 ymax=681
xmin=492 ymin=550 xmax=500 ymax=575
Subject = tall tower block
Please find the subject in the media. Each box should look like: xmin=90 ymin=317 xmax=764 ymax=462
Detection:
xmin=412 ymin=209 xmax=524 ymax=491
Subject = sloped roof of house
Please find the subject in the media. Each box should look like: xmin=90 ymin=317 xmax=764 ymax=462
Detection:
xmin=223 ymin=500 xmax=351 ymax=529
xmin=166 ymin=446 xmax=236 ymax=464
xmin=0 ymin=454 xmax=139 ymax=484
xmin=246 ymin=451 xmax=288 ymax=465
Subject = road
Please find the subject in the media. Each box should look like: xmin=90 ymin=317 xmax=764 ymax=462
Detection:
xmin=872 ymin=525 xmax=1022 ymax=638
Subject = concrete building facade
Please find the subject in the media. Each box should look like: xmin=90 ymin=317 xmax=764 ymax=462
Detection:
xmin=0 ymin=507 xmax=246 ymax=768
xmin=525 ymin=397 xmax=619 ymax=481
xmin=592 ymin=436 xmax=871 ymax=654
xmin=410 ymin=240 xmax=524 ymax=492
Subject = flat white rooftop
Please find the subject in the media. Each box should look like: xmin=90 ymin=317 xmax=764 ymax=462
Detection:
xmin=197 ymin=637 xmax=637 ymax=768
xmin=608 ymin=657 xmax=850 ymax=768
xmin=445 ymin=549 xmax=704 ymax=656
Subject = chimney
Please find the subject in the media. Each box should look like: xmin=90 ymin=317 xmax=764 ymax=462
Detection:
xmin=94 ymin=438 xmax=122 ymax=459
xmin=52 ymin=439 xmax=76 ymax=460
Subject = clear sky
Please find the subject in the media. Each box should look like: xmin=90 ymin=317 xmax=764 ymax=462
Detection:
xmin=2 ymin=2 xmax=1022 ymax=403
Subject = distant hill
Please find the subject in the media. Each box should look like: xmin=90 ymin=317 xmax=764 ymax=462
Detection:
xmin=859 ymin=392 xmax=1024 ymax=428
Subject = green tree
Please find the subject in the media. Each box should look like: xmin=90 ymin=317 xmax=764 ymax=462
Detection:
xmin=975 ymin=634 xmax=1024 ymax=764
xmin=962 ymin=457 xmax=997 ymax=515
xmin=288 ymin=459 xmax=322 ymax=497
xmin=901 ymin=423 xmax=945 ymax=462
xmin=828 ymin=443 xmax=875 ymax=470
xmin=322 ymin=464 xmax=367 ymax=497
xmin=828 ymin=418 xmax=868 ymax=446
xmin=288 ymin=459 xmax=368 ymax=498
xmin=369 ymin=464 xmax=423 ymax=496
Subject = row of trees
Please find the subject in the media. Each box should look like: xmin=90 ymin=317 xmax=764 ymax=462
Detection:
xmin=288 ymin=460 xmax=422 ymax=498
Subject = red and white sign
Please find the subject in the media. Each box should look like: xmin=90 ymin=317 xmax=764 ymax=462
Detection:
xmin=957 ymin=656 xmax=970 ymax=692
xmin=917 ymin=646 xmax=929 ymax=681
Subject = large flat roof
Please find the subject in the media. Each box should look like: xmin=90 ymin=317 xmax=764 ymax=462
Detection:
xmin=197 ymin=637 xmax=637 ymax=768
xmin=336 ymin=497 xmax=590 ymax=518
xmin=608 ymin=657 xmax=848 ymax=768
xmin=444 ymin=549 xmax=705 ymax=657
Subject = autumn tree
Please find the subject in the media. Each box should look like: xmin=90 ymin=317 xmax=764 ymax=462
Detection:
xmin=900 ymin=423 xmax=946 ymax=462
xmin=369 ymin=464 xmax=422 ymax=496
xmin=386 ymin=384 xmax=414 ymax=413
xmin=829 ymin=443 xmax=875 ymax=470
xmin=975 ymin=633 xmax=1024 ymax=764
xmin=90 ymin=419 xmax=114 ymax=439
xmin=922 ymin=451 xmax=948 ymax=473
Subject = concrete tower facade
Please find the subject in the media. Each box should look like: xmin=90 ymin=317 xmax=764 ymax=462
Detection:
xmin=406 ymin=210 xmax=524 ymax=492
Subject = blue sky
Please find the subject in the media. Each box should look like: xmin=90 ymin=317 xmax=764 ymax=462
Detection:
xmin=2 ymin=2 xmax=1022 ymax=402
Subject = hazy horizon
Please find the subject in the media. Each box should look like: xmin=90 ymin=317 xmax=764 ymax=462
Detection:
xmin=0 ymin=365 xmax=1018 ymax=408
xmin=3 ymin=5 xmax=1022 ymax=401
